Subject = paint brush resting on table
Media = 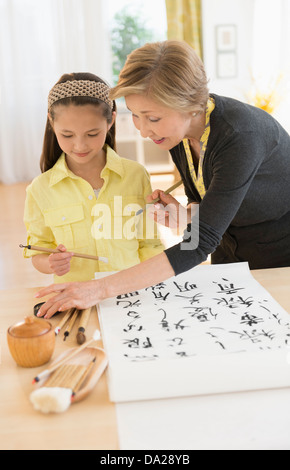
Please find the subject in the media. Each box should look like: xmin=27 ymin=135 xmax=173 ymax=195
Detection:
xmin=55 ymin=308 xmax=75 ymax=336
xmin=32 ymin=329 xmax=101 ymax=384
xmin=19 ymin=244 xmax=108 ymax=263
xmin=76 ymin=307 xmax=93 ymax=345
xmin=30 ymin=356 xmax=99 ymax=413
xmin=63 ymin=309 xmax=79 ymax=342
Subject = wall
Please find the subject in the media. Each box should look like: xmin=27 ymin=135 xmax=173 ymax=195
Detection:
xmin=201 ymin=0 xmax=290 ymax=133
xmin=202 ymin=0 xmax=255 ymax=102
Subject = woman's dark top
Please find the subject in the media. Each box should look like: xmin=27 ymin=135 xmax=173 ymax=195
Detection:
xmin=164 ymin=94 xmax=290 ymax=274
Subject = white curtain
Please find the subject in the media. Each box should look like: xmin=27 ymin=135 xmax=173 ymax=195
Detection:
xmin=0 ymin=0 xmax=112 ymax=184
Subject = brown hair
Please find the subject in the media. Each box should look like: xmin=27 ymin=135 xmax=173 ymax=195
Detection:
xmin=110 ymin=40 xmax=209 ymax=113
xmin=40 ymin=73 xmax=116 ymax=173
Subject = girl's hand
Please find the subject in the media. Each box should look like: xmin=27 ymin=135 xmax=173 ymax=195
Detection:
xmin=146 ymin=190 xmax=189 ymax=230
xmin=48 ymin=244 xmax=74 ymax=276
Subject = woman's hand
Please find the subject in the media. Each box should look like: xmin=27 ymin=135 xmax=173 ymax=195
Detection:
xmin=146 ymin=190 xmax=189 ymax=230
xmin=35 ymin=252 xmax=176 ymax=319
xmin=48 ymin=244 xmax=74 ymax=276
xmin=35 ymin=279 xmax=104 ymax=319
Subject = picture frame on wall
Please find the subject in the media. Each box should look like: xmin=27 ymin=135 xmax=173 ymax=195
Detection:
xmin=216 ymin=24 xmax=237 ymax=78
xmin=216 ymin=24 xmax=237 ymax=51
xmin=216 ymin=52 xmax=237 ymax=78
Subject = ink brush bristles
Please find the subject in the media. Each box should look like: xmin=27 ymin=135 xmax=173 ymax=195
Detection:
xmin=30 ymin=358 xmax=98 ymax=413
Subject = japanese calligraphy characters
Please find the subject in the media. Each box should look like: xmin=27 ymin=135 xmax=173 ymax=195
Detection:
xmin=97 ymin=263 xmax=290 ymax=402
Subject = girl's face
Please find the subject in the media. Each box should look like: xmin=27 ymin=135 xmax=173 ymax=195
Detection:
xmin=125 ymin=94 xmax=199 ymax=150
xmin=50 ymin=104 xmax=115 ymax=167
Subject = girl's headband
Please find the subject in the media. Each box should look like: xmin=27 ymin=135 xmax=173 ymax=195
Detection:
xmin=48 ymin=80 xmax=113 ymax=110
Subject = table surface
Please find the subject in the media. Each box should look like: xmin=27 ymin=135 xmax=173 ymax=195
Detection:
xmin=0 ymin=266 xmax=290 ymax=450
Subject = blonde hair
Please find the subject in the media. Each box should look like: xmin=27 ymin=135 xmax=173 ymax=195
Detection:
xmin=110 ymin=40 xmax=209 ymax=113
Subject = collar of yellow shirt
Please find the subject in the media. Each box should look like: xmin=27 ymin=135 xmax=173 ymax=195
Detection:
xmin=48 ymin=145 xmax=125 ymax=187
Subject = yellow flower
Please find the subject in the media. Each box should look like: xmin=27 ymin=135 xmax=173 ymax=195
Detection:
xmin=247 ymin=73 xmax=283 ymax=114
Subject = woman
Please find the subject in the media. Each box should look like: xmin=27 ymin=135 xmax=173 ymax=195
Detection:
xmin=36 ymin=40 xmax=290 ymax=318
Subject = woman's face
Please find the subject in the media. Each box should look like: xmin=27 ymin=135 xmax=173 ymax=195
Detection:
xmin=125 ymin=94 xmax=196 ymax=150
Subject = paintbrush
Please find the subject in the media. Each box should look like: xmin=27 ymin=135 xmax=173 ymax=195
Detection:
xmin=30 ymin=357 xmax=97 ymax=413
xmin=55 ymin=308 xmax=76 ymax=336
xmin=19 ymin=244 xmax=108 ymax=263
xmin=136 ymin=179 xmax=183 ymax=215
xmin=71 ymin=357 xmax=97 ymax=398
xmin=63 ymin=309 xmax=79 ymax=341
xmin=76 ymin=307 xmax=92 ymax=345
xmin=32 ymin=329 xmax=101 ymax=384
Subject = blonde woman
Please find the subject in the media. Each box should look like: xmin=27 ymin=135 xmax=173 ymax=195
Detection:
xmin=36 ymin=40 xmax=290 ymax=318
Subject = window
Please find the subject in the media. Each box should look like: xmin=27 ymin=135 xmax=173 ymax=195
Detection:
xmin=108 ymin=0 xmax=167 ymax=84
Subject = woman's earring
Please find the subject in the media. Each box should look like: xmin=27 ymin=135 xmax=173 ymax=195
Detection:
xmin=192 ymin=112 xmax=197 ymax=117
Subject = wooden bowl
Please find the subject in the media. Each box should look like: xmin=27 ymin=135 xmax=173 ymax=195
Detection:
xmin=7 ymin=316 xmax=55 ymax=368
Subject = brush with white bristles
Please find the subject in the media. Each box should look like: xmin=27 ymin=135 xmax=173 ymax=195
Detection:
xmin=30 ymin=329 xmax=101 ymax=414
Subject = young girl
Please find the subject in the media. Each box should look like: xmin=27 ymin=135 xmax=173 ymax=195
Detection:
xmin=23 ymin=72 xmax=164 ymax=283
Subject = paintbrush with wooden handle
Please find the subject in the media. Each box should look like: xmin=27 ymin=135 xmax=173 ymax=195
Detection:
xmin=19 ymin=244 xmax=108 ymax=263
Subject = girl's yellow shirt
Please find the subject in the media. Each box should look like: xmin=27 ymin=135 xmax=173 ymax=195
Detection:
xmin=23 ymin=146 xmax=164 ymax=282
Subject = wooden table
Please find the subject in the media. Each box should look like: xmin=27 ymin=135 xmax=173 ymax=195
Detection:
xmin=0 ymin=267 xmax=289 ymax=450
xmin=0 ymin=287 xmax=119 ymax=450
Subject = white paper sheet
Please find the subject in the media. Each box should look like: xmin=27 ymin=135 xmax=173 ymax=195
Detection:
xmin=115 ymin=388 xmax=290 ymax=450
xmin=97 ymin=263 xmax=290 ymax=402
